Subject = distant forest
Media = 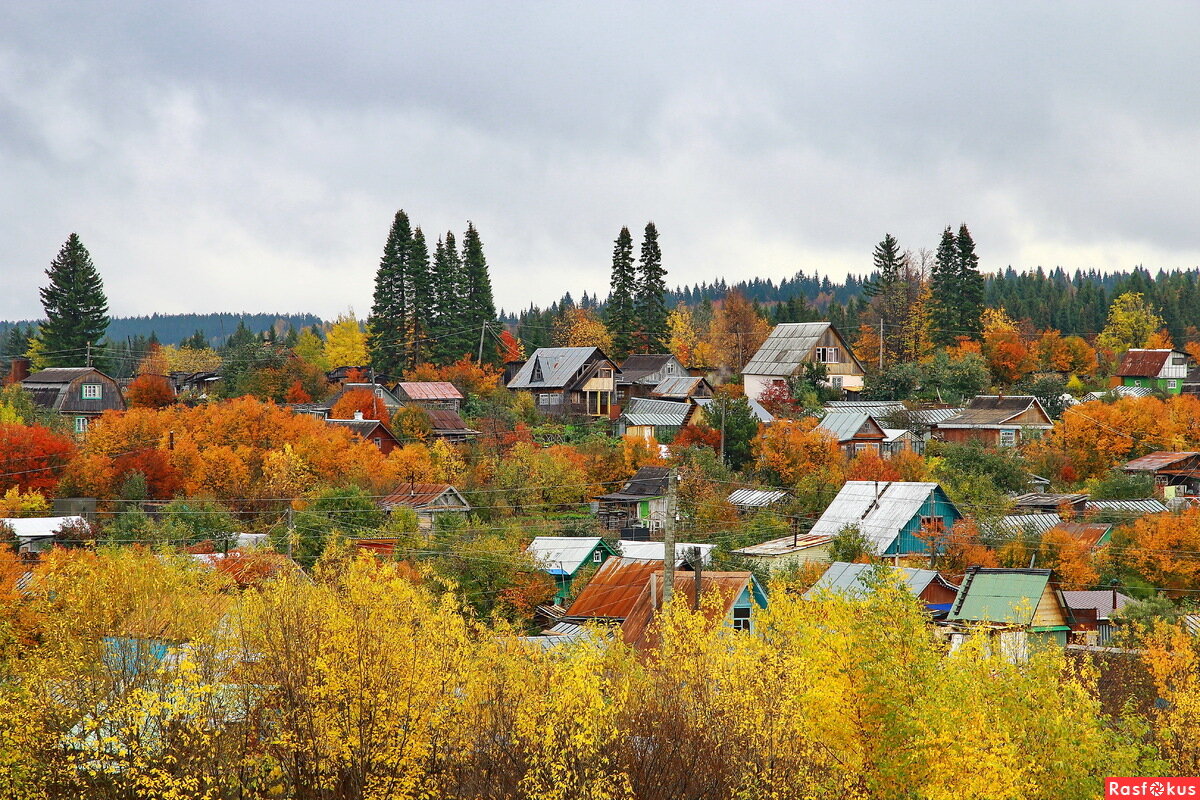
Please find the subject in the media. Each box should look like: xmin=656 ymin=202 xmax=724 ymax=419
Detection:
xmin=0 ymin=312 xmax=323 ymax=353
xmin=503 ymin=266 xmax=1200 ymax=349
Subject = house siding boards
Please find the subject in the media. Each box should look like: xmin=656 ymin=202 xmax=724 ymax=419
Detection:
xmin=933 ymin=395 xmax=1052 ymax=447
xmin=507 ymin=347 xmax=620 ymax=417
xmin=742 ymin=323 xmax=866 ymax=400
xmin=1117 ymin=349 xmax=1188 ymax=394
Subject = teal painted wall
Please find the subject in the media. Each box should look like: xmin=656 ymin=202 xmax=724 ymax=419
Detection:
xmin=885 ymin=487 xmax=964 ymax=556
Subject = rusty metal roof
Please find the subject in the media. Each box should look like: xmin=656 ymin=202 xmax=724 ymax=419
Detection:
xmin=1121 ymin=451 xmax=1200 ymax=472
xmin=427 ymin=409 xmax=478 ymax=435
xmin=1116 ymin=349 xmax=1173 ymax=378
xmin=936 ymin=395 xmax=1051 ymax=427
xmin=620 ymin=571 xmax=762 ymax=651
xmin=394 ymin=381 xmax=462 ymax=401
xmin=379 ymin=483 xmax=470 ymax=512
xmin=1052 ymin=522 xmax=1113 ymax=550
xmin=565 ymin=557 xmax=664 ymax=620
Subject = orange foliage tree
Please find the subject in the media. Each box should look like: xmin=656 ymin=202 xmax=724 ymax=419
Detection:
xmin=1126 ymin=509 xmax=1200 ymax=595
xmin=331 ymin=389 xmax=389 ymax=421
xmin=1037 ymin=527 xmax=1100 ymax=590
xmin=705 ymin=290 xmax=771 ymax=372
xmin=752 ymin=418 xmax=844 ymax=486
xmin=846 ymin=450 xmax=901 ymax=482
xmin=939 ymin=518 xmax=1000 ymax=577
xmin=980 ymin=309 xmax=1033 ymax=385
xmin=0 ymin=422 xmax=75 ymax=494
xmin=125 ymin=373 xmax=176 ymax=409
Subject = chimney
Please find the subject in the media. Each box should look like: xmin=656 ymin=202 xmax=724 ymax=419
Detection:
xmin=353 ymin=410 xmax=364 ymax=420
xmin=8 ymin=357 xmax=30 ymax=384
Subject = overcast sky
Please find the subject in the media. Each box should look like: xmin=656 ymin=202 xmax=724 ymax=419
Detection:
xmin=2 ymin=2 xmax=1199 ymax=322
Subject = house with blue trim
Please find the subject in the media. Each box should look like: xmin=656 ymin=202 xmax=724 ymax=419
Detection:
xmin=526 ymin=536 xmax=620 ymax=604
xmin=806 ymin=481 xmax=962 ymax=558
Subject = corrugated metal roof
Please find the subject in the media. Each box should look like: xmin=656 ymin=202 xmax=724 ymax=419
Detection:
xmin=1087 ymin=498 xmax=1169 ymax=514
xmin=1052 ymin=522 xmax=1112 ymax=549
xmin=1013 ymin=493 xmax=1089 ymax=507
xmin=1116 ymin=349 xmax=1174 ymax=378
xmin=909 ymin=407 xmax=965 ymax=425
xmin=808 ymin=481 xmax=946 ymax=553
xmin=427 ymin=409 xmax=479 ymax=435
xmin=566 ymin=557 xmax=665 ymax=619
xmin=379 ymin=483 xmax=470 ymax=512
xmin=983 ymin=514 xmax=1063 ymax=537
xmin=395 ymin=381 xmax=462 ymax=401
xmin=742 ymin=322 xmax=833 ymax=375
xmin=22 ymin=367 xmax=100 ymax=384
xmin=803 ymin=561 xmax=952 ymax=599
xmin=824 ymin=400 xmax=906 ymax=413
xmin=1085 ymin=386 xmax=1156 ymax=401
xmin=617 ymin=541 xmax=714 ymax=565
xmin=526 ymin=536 xmax=608 ymax=576
xmin=2 ymin=515 xmax=85 ymax=538
xmin=1062 ymin=590 xmax=1134 ymax=620
xmin=694 ymin=396 xmax=775 ymax=423
xmin=817 ymin=411 xmax=883 ymax=443
xmin=1121 ymin=451 xmax=1200 ymax=472
xmin=730 ymin=533 xmax=833 ymax=557
xmin=651 ymin=376 xmax=705 ymax=398
xmin=728 ymin=488 xmax=790 ymax=508
xmin=948 ymin=568 xmax=1057 ymax=626
xmin=507 ymin=347 xmax=607 ymax=389
xmin=621 ymin=397 xmax=691 ymax=427
xmin=936 ymin=396 xmax=1050 ymax=427
xmin=618 ymin=354 xmax=676 ymax=383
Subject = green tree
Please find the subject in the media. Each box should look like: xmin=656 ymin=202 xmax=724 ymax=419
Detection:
xmin=929 ymin=226 xmax=960 ymax=347
xmin=708 ymin=395 xmax=758 ymax=470
xmin=635 ymin=222 xmax=668 ymax=353
xmin=605 ymin=226 xmax=637 ymax=360
xmin=829 ymin=523 xmax=875 ymax=562
xmin=368 ymin=210 xmax=413 ymax=376
xmin=955 ymin=224 xmax=984 ymax=340
xmin=38 ymin=234 xmax=109 ymax=367
xmin=863 ymin=233 xmax=910 ymax=365
xmin=407 ymin=227 xmax=432 ymax=367
xmin=460 ymin=222 xmax=497 ymax=362
xmin=429 ymin=232 xmax=465 ymax=363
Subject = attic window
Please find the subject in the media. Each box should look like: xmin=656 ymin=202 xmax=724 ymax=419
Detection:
xmin=732 ymin=606 xmax=751 ymax=632
xmin=374 ymin=388 xmax=384 ymax=398
xmin=81 ymin=383 xmax=102 ymax=400
xmin=530 ymin=358 xmax=544 ymax=383
xmin=592 ymin=550 xmax=603 ymax=563
xmin=815 ymin=347 xmax=841 ymax=364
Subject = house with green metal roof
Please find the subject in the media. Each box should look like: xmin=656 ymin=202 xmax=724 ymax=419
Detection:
xmin=943 ymin=568 xmax=1074 ymax=659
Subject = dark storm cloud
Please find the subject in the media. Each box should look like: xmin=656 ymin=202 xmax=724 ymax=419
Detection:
xmin=2 ymin=2 xmax=1199 ymax=320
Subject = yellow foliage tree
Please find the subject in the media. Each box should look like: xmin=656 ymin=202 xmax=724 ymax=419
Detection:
xmin=324 ymin=312 xmax=369 ymax=368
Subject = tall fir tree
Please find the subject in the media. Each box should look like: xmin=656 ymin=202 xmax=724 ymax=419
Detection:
xmin=368 ymin=210 xmax=413 ymax=377
xmin=863 ymin=233 xmax=911 ymax=366
xmin=604 ymin=226 xmax=637 ymax=360
xmin=634 ymin=222 xmax=668 ymax=353
xmin=406 ymin=227 xmax=431 ymax=368
xmin=929 ymin=226 xmax=960 ymax=346
xmin=429 ymin=231 xmax=466 ymax=363
xmin=955 ymin=223 xmax=984 ymax=340
xmin=38 ymin=233 xmax=109 ymax=367
xmin=459 ymin=222 xmax=497 ymax=363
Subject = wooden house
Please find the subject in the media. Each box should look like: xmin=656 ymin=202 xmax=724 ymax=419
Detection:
xmin=506 ymin=347 xmax=620 ymax=417
xmin=807 ymin=481 xmax=962 ymax=558
xmin=1116 ymin=349 xmax=1189 ymax=395
xmin=20 ymin=367 xmax=126 ymax=433
xmin=618 ymin=398 xmax=700 ymax=443
xmin=943 ymin=568 xmax=1074 ymax=658
xmin=1121 ymin=451 xmax=1200 ymax=496
xmin=326 ymin=382 xmax=405 ymax=416
xmin=815 ymin=411 xmax=887 ymax=456
xmin=594 ymin=467 xmax=672 ymax=533
xmin=325 ymin=414 xmax=402 ymax=455
xmin=1062 ymin=589 xmax=1134 ymax=645
xmin=742 ymin=322 xmax=866 ymax=401
xmin=932 ymin=395 xmax=1052 ymax=447
xmin=394 ymin=381 xmax=463 ymax=411
xmin=729 ymin=533 xmax=834 ymax=573
xmin=526 ymin=536 xmax=621 ymax=604
xmin=620 ymin=571 xmax=768 ymax=650
xmin=804 ymin=561 xmax=959 ymax=611
xmin=1011 ymin=492 xmax=1089 ymax=517
xmin=617 ymin=354 xmax=689 ymax=402
xmin=650 ymin=375 xmax=714 ymax=401
xmin=426 ymin=409 xmax=480 ymax=442
xmin=563 ymin=554 xmax=704 ymax=623
xmin=379 ymin=483 xmax=471 ymax=528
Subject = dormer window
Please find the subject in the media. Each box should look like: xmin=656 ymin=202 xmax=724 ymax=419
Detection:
xmin=81 ymin=384 xmax=102 ymax=400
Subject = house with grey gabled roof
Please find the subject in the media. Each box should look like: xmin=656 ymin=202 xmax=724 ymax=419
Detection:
xmin=741 ymin=322 xmax=865 ymax=402
xmin=20 ymin=367 xmax=126 ymax=434
xmin=808 ymin=480 xmax=962 ymax=558
xmin=506 ymin=346 xmax=620 ymax=417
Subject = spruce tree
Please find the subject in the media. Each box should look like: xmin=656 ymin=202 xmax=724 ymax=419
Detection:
xmin=368 ymin=210 xmax=413 ymax=377
xmin=459 ymin=222 xmax=497 ymax=362
xmin=929 ymin=226 xmax=959 ymax=346
xmin=863 ymin=233 xmax=910 ymax=366
xmin=635 ymin=222 xmax=667 ymax=353
xmin=38 ymin=234 xmax=109 ymax=367
xmin=407 ymin=227 xmax=431 ymax=368
xmin=604 ymin=226 xmax=637 ymax=360
xmin=432 ymin=231 xmax=469 ymax=363
xmin=955 ymin=223 xmax=984 ymax=340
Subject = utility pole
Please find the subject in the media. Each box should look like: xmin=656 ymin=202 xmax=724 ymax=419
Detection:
xmin=663 ymin=470 xmax=679 ymax=605
xmin=477 ymin=322 xmax=488 ymax=364
xmin=718 ymin=396 xmax=726 ymax=466
xmin=690 ymin=547 xmax=703 ymax=611
xmin=86 ymin=342 xmax=92 ymax=368
xmin=285 ymin=506 xmax=295 ymax=561
xmin=878 ymin=317 xmax=884 ymax=372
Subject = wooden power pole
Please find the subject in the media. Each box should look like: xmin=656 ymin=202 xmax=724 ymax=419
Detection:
xmin=663 ymin=469 xmax=678 ymax=605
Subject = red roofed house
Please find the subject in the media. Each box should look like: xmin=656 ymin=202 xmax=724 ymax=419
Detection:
xmin=1116 ymin=349 xmax=1189 ymax=395
xmin=1121 ymin=451 xmax=1200 ymax=496
xmin=620 ymin=571 xmax=768 ymax=651
xmin=325 ymin=413 xmax=403 ymax=455
xmin=380 ymin=483 xmax=471 ymax=529
xmin=394 ymin=381 xmax=463 ymax=411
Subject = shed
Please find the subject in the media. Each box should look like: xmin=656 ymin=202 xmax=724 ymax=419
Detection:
xmin=594 ymin=467 xmax=672 ymax=533
xmin=1063 ymin=589 xmax=1135 ymax=645
xmin=2 ymin=515 xmax=85 ymax=553
xmin=729 ymin=533 xmax=834 ymax=573
xmin=945 ymin=567 xmax=1074 ymax=655
xmin=379 ymin=483 xmax=471 ymax=528
xmin=650 ymin=375 xmax=714 ymax=400
xmin=617 ymin=540 xmax=714 ymax=566
xmin=1011 ymin=492 xmax=1089 ymax=517
xmin=394 ymin=381 xmax=463 ymax=410
xmin=426 ymin=409 xmax=480 ymax=442
xmin=727 ymin=488 xmax=790 ymax=511
xmin=804 ymin=561 xmax=959 ymax=608
xmin=526 ymin=536 xmax=621 ymax=604
xmin=807 ymin=481 xmax=962 ymax=557
xmin=618 ymin=398 xmax=697 ymax=443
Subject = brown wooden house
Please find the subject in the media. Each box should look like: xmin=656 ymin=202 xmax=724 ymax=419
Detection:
xmin=21 ymin=367 xmax=126 ymax=433
xmin=325 ymin=413 xmax=402 ymax=455
xmin=506 ymin=347 xmax=620 ymax=417
xmin=394 ymin=381 xmax=463 ymax=411
xmin=815 ymin=411 xmax=886 ymax=456
xmin=742 ymin=322 xmax=866 ymax=400
xmin=933 ymin=395 xmax=1052 ymax=447
xmin=1121 ymin=451 xmax=1200 ymax=496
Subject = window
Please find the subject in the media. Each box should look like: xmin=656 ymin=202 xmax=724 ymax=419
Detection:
xmin=854 ymin=442 xmax=867 ymax=454
xmin=1169 ymin=380 xmax=1178 ymax=389
xmin=81 ymin=383 xmax=102 ymax=400
xmin=374 ymin=388 xmax=384 ymax=398
xmin=592 ymin=550 xmax=603 ymax=563
xmin=814 ymin=347 xmax=841 ymax=363
xmin=921 ymin=516 xmax=945 ymax=534
xmin=74 ymin=416 xmax=89 ymax=433
xmin=1173 ymin=355 xmax=1186 ymax=366
xmin=831 ymin=375 xmax=843 ymax=390
xmin=731 ymin=606 xmax=751 ymax=632
xmin=999 ymin=429 xmax=1017 ymax=447
xmin=373 ymin=437 xmax=382 ymax=447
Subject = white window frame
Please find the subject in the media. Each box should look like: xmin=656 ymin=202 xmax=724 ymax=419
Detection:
xmin=815 ymin=347 xmax=841 ymax=364
xmin=1169 ymin=379 xmax=1178 ymax=390
xmin=74 ymin=416 xmax=89 ymax=433
xmin=731 ymin=606 xmax=751 ymax=632
xmin=81 ymin=383 xmax=102 ymax=400
xmin=831 ymin=375 xmax=843 ymax=390
xmin=592 ymin=550 xmax=603 ymax=563
xmin=999 ymin=429 xmax=1017 ymax=447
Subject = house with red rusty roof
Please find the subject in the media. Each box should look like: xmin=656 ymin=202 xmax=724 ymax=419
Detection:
xmin=1116 ymin=349 xmax=1189 ymax=395
xmin=394 ymin=381 xmax=464 ymax=411
xmin=1121 ymin=451 xmax=1200 ymax=496
xmin=620 ymin=571 xmax=767 ymax=651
